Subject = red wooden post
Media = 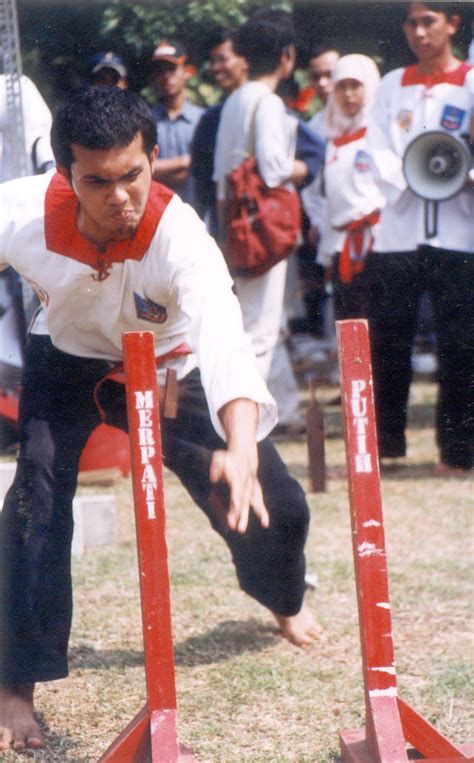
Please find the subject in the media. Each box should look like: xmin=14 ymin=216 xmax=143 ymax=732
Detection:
xmin=336 ymin=319 xmax=473 ymax=763
xmin=99 ymin=331 xmax=196 ymax=762
xmin=337 ymin=319 xmax=407 ymax=763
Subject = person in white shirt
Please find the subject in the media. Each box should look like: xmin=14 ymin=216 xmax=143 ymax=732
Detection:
xmin=307 ymin=54 xmax=384 ymax=320
xmin=0 ymin=86 xmax=320 ymax=753
xmin=365 ymin=1 xmax=473 ymax=475
xmin=0 ymin=74 xmax=55 ymax=414
xmin=214 ymin=10 xmax=308 ymax=382
xmin=0 ymin=73 xmax=54 ymax=182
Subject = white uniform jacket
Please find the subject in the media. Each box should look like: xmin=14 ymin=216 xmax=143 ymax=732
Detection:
xmin=366 ymin=62 xmax=474 ymax=253
xmin=0 ymin=171 xmax=277 ymax=440
xmin=311 ymin=127 xmax=385 ymax=267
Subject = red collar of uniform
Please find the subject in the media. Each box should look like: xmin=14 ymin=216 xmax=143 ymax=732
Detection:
xmin=333 ymin=127 xmax=367 ymax=147
xmin=44 ymin=172 xmax=174 ymax=272
xmin=401 ymin=61 xmax=472 ymax=88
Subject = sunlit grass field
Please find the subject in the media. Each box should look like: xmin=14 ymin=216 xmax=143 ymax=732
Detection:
xmin=1 ymin=380 xmax=473 ymax=761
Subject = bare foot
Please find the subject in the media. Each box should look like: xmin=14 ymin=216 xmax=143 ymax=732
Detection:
xmin=0 ymin=684 xmax=44 ymax=751
xmin=433 ymin=462 xmax=472 ymax=479
xmin=273 ymin=606 xmax=324 ymax=647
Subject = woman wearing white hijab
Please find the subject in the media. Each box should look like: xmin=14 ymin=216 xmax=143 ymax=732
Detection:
xmin=317 ymin=53 xmax=385 ymax=319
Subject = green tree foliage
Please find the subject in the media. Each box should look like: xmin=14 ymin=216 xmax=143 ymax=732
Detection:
xmin=101 ymin=0 xmax=292 ymax=62
xmin=99 ymin=0 xmax=292 ymax=105
xmin=15 ymin=1 xmax=473 ymax=110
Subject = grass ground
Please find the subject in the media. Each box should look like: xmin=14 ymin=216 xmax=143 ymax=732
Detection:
xmin=1 ymin=380 xmax=473 ymax=761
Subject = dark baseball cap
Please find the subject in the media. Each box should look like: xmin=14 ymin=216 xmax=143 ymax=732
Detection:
xmin=151 ymin=40 xmax=187 ymax=65
xmin=91 ymin=52 xmax=127 ymax=78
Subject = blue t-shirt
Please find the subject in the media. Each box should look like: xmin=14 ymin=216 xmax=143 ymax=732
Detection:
xmin=152 ymin=99 xmax=204 ymax=206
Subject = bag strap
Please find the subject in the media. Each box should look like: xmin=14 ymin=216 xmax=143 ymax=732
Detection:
xmin=223 ymin=90 xmax=272 ymax=204
xmin=247 ymin=90 xmax=272 ymax=156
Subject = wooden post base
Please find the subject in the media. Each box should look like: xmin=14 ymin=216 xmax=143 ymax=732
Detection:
xmin=340 ymin=726 xmax=474 ymax=763
xmin=98 ymin=704 xmax=196 ymax=762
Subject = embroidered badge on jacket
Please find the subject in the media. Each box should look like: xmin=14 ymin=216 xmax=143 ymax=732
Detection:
xmin=397 ymin=109 xmax=413 ymax=131
xmin=354 ymin=150 xmax=371 ymax=172
xmin=440 ymin=104 xmax=466 ymax=131
xmin=134 ymin=293 xmax=168 ymax=324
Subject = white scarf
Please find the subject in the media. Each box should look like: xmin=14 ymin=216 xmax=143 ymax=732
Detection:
xmin=325 ymin=54 xmax=380 ymax=139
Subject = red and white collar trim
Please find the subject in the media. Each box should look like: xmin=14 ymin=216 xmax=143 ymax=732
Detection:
xmin=332 ymin=127 xmax=367 ymax=148
xmin=401 ymin=61 xmax=472 ymax=88
xmin=44 ymin=172 xmax=173 ymax=271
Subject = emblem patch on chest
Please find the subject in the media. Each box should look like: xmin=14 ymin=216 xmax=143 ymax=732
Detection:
xmin=133 ymin=292 xmax=168 ymax=324
xmin=397 ymin=109 xmax=412 ymax=131
xmin=354 ymin=150 xmax=371 ymax=172
xmin=440 ymin=104 xmax=465 ymax=131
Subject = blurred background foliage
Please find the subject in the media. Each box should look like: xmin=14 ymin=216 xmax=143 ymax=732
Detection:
xmin=16 ymin=1 xmax=473 ymax=116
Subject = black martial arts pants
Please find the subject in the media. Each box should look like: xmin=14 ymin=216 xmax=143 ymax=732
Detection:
xmin=0 ymin=336 xmax=309 ymax=684
xmin=366 ymin=246 xmax=474 ymax=467
xmin=332 ymin=252 xmax=370 ymax=321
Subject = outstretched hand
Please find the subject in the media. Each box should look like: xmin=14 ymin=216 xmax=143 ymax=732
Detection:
xmin=212 ymin=398 xmax=269 ymax=534
xmin=210 ymin=447 xmax=269 ymax=534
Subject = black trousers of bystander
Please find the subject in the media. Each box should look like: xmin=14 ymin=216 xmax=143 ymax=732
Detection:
xmin=365 ymin=246 xmax=474 ymax=468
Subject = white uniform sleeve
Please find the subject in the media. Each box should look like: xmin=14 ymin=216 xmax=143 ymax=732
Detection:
xmin=366 ymin=71 xmax=407 ymax=204
xmin=150 ymin=199 xmax=277 ymax=441
xmin=21 ymin=76 xmax=54 ymax=171
xmin=254 ymin=94 xmax=294 ymax=188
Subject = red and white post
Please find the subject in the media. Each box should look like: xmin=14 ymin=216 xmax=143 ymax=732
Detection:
xmin=99 ymin=331 xmax=195 ymax=762
xmin=337 ymin=319 xmax=472 ymax=763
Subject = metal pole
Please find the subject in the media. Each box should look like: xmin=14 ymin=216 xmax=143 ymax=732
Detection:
xmin=0 ymin=0 xmax=29 ymax=178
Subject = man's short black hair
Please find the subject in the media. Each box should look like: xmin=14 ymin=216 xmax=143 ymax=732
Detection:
xmin=235 ymin=9 xmax=295 ymax=77
xmin=402 ymin=2 xmax=460 ymax=20
xmin=206 ymin=28 xmax=238 ymax=55
xmin=308 ymin=44 xmax=340 ymax=61
xmin=51 ymin=86 xmax=157 ymax=172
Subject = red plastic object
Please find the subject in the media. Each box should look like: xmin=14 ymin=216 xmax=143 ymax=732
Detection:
xmin=0 ymin=390 xmax=19 ymax=423
xmin=79 ymin=423 xmax=131 ymax=476
xmin=98 ymin=331 xmax=196 ymax=762
xmin=336 ymin=319 xmax=473 ymax=763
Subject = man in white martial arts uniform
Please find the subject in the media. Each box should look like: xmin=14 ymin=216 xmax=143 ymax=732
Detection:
xmin=0 ymin=86 xmax=320 ymax=752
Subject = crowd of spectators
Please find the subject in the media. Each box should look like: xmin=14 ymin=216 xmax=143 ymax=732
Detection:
xmin=1 ymin=0 xmax=473 ymax=471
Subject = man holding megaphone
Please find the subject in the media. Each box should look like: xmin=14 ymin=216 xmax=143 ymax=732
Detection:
xmin=365 ymin=1 xmax=473 ymax=477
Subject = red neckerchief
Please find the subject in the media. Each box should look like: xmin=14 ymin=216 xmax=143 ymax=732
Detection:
xmin=44 ymin=172 xmax=174 ymax=280
xmin=333 ymin=127 xmax=367 ymax=148
xmin=401 ymin=62 xmax=472 ymax=88
xmin=339 ymin=210 xmax=380 ymax=284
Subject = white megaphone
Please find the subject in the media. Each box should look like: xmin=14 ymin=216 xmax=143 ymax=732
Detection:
xmin=403 ymin=130 xmax=471 ymax=238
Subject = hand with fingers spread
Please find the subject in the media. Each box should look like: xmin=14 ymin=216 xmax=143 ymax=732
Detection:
xmin=211 ymin=398 xmax=269 ymax=534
